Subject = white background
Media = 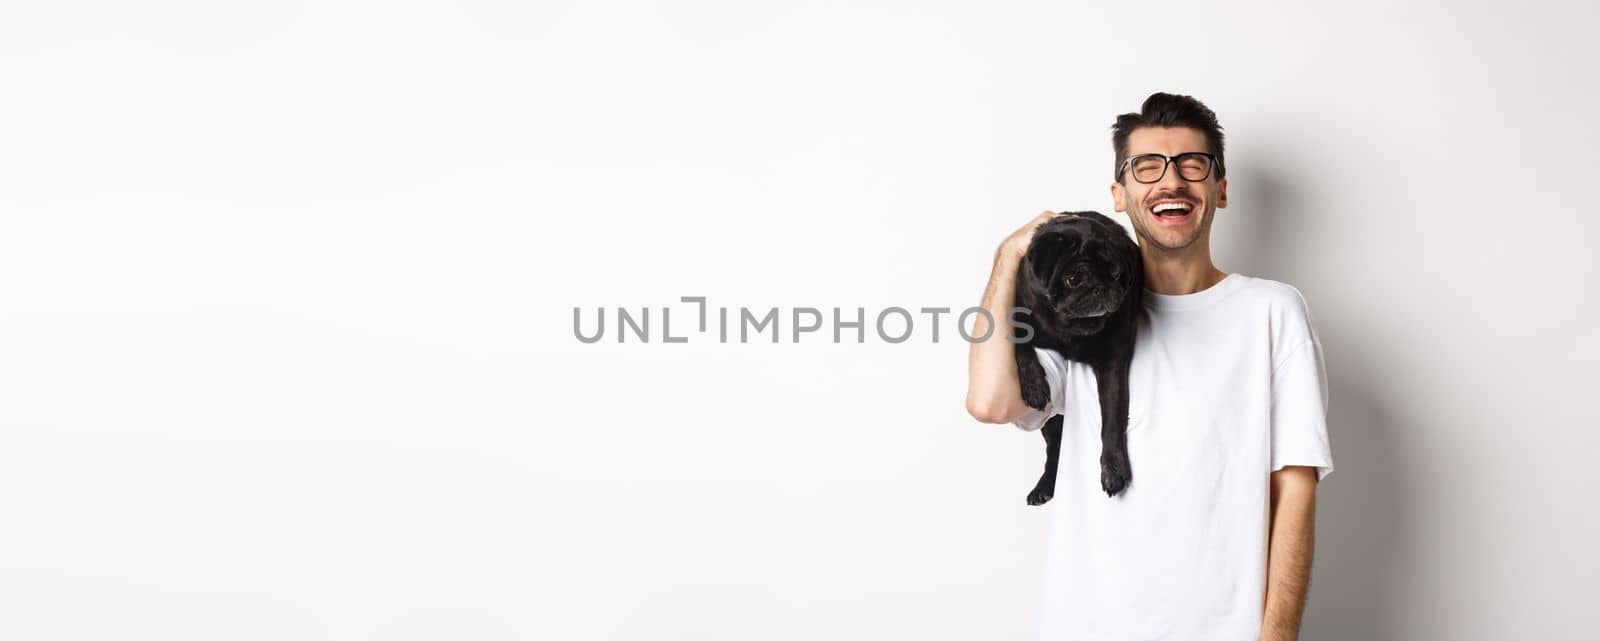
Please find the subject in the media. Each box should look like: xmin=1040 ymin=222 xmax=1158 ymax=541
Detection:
xmin=3 ymin=1 xmax=1597 ymax=639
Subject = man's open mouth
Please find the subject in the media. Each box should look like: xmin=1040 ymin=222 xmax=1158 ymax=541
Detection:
xmin=1151 ymin=200 xmax=1193 ymax=222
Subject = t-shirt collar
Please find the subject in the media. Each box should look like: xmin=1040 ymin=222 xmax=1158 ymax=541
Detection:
xmin=1143 ymin=272 xmax=1244 ymax=310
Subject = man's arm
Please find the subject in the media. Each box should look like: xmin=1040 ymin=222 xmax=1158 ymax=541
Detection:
xmin=1260 ymin=465 xmax=1320 ymax=641
xmin=966 ymin=211 xmax=1058 ymax=424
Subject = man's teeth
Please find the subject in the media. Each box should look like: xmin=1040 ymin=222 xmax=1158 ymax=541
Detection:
xmin=1152 ymin=202 xmax=1192 ymax=215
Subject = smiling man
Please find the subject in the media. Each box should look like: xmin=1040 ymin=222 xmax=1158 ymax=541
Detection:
xmin=966 ymin=92 xmax=1334 ymax=641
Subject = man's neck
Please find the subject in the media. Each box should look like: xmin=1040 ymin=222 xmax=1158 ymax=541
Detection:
xmin=1142 ymin=249 xmax=1228 ymax=295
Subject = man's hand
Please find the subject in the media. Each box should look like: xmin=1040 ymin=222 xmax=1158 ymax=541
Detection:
xmin=997 ymin=210 xmax=1062 ymax=262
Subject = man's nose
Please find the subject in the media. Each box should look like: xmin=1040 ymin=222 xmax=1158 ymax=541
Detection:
xmin=1155 ymin=159 xmax=1187 ymax=190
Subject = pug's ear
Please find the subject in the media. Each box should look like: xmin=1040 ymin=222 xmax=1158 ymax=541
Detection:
xmin=1128 ymin=243 xmax=1146 ymax=294
xmin=1028 ymin=233 xmax=1069 ymax=282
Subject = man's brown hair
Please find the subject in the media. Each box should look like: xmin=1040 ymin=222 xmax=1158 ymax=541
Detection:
xmin=1111 ymin=92 xmax=1227 ymax=182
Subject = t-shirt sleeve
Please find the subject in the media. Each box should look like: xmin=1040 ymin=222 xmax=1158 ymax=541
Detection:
xmin=1270 ymin=333 xmax=1334 ymax=482
xmin=1012 ymin=347 xmax=1066 ymax=432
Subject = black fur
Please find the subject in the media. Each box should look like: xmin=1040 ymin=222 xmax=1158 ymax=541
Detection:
xmin=1013 ymin=211 xmax=1145 ymax=501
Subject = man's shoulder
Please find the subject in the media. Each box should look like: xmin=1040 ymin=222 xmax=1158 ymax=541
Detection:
xmin=1229 ymin=274 xmax=1322 ymax=357
xmin=1228 ymin=274 xmax=1313 ymax=315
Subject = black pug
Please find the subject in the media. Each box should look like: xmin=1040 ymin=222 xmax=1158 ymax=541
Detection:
xmin=1012 ymin=210 xmax=1145 ymax=502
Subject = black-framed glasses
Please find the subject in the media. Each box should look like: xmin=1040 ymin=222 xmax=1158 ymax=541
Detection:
xmin=1118 ymin=152 xmax=1221 ymax=184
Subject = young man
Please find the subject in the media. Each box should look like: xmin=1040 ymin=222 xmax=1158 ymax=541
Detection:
xmin=965 ymin=92 xmax=1334 ymax=641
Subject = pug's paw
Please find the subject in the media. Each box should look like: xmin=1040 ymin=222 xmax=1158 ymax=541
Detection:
xmin=1027 ymin=478 xmax=1055 ymax=506
xmin=1100 ymin=446 xmax=1132 ymax=497
xmin=1020 ymin=374 xmax=1050 ymax=411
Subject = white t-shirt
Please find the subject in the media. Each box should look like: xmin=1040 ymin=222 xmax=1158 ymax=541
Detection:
xmin=1012 ymin=272 xmax=1333 ymax=641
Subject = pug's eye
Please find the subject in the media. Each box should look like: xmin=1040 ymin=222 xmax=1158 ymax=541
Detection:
xmin=1065 ymin=273 xmax=1083 ymax=288
xmin=1110 ymin=264 xmax=1122 ymax=279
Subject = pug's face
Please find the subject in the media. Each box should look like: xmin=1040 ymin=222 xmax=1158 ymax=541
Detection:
xmin=1025 ymin=215 xmax=1139 ymax=335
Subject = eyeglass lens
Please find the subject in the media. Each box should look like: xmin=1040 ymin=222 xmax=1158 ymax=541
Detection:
xmin=1129 ymin=153 xmax=1212 ymax=183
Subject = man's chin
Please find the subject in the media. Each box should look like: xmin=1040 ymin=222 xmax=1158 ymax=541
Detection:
xmin=1143 ymin=228 xmax=1202 ymax=252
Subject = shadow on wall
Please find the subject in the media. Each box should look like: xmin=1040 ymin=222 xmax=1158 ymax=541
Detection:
xmin=1226 ymin=161 xmax=1414 ymax=641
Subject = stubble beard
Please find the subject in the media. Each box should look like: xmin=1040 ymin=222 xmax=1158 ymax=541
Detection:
xmin=1133 ymin=205 xmax=1210 ymax=253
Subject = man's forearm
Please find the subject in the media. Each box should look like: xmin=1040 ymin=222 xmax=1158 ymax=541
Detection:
xmin=1260 ymin=466 xmax=1318 ymax=641
xmin=965 ymin=250 xmax=1026 ymax=423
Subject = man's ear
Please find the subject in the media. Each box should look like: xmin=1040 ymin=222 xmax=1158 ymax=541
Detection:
xmin=1110 ymin=181 xmax=1126 ymax=212
xmin=1216 ymin=178 xmax=1228 ymax=209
